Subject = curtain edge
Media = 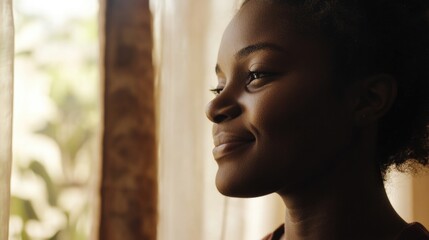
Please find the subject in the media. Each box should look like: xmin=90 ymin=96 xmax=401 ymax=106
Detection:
xmin=0 ymin=0 xmax=14 ymax=239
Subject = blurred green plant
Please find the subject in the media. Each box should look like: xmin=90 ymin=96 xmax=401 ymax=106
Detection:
xmin=10 ymin=0 xmax=99 ymax=239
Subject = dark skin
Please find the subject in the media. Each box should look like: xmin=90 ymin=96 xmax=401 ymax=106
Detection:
xmin=205 ymin=1 xmax=408 ymax=240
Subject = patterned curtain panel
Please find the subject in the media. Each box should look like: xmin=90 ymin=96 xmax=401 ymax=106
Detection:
xmin=0 ymin=0 xmax=14 ymax=239
xmin=99 ymin=0 xmax=157 ymax=239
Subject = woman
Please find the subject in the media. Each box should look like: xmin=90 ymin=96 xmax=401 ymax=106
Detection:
xmin=205 ymin=0 xmax=429 ymax=239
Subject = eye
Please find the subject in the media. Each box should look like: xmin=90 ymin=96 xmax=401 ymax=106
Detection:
xmin=209 ymin=87 xmax=224 ymax=95
xmin=248 ymin=71 xmax=270 ymax=81
xmin=246 ymin=71 xmax=273 ymax=87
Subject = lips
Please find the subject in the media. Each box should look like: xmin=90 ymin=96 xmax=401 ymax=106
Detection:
xmin=212 ymin=132 xmax=255 ymax=159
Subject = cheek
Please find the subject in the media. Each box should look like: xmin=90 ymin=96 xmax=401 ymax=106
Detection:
xmin=249 ymin=80 xmax=326 ymax=143
xmin=216 ymin=78 xmax=353 ymax=197
xmin=246 ymin=80 xmax=353 ymax=181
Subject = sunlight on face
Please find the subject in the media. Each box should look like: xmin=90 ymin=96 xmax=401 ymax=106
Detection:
xmin=207 ymin=1 xmax=354 ymax=197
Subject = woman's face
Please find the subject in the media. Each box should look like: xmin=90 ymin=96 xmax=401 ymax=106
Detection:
xmin=206 ymin=1 xmax=356 ymax=197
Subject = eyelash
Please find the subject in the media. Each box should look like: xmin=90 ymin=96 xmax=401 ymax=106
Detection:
xmin=247 ymin=71 xmax=270 ymax=83
xmin=209 ymin=87 xmax=223 ymax=95
xmin=210 ymin=71 xmax=271 ymax=95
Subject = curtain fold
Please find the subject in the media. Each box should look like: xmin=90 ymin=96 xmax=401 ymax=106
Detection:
xmin=99 ymin=0 xmax=157 ymax=239
xmin=154 ymin=0 xmax=224 ymax=238
xmin=0 ymin=0 xmax=14 ymax=239
xmin=154 ymin=1 xmax=235 ymax=238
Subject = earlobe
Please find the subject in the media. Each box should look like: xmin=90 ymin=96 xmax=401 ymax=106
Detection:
xmin=354 ymin=74 xmax=397 ymax=126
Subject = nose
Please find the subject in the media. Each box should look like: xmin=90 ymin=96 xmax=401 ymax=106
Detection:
xmin=205 ymin=93 xmax=242 ymax=123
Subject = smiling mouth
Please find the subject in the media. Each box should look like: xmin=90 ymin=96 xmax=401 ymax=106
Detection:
xmin=212 ymin=133 xmax=255 ymax=160
xmin=213 ymin=141 xmax=253 ymax=159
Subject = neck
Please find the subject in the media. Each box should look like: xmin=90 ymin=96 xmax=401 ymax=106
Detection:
xmin=277 ymin=130 xmax=407 ymax=240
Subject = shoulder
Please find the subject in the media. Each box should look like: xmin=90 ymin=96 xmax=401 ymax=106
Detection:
xmin=396 ymin=222 xmax=429 ymax=240
xmin=261 ymin=222 xmax=429 ymax=240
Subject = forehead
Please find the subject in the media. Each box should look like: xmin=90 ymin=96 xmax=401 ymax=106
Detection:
xmin=235 ymin=1 xmax=293 ymax=34
xmin=218 ymin=1 xmax=298 ymax=65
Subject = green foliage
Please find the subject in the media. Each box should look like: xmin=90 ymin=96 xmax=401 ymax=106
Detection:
xmin=10 ymin=0 xmax=99 ymax=239
xmin=28 ymin=160 xmax=58 ymax=206
xmin=10 ymin=196 xmax=39 ymax=221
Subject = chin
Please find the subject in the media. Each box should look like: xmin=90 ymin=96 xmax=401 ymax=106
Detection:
xmin=215 ymin=169 xmax=280 ymax=198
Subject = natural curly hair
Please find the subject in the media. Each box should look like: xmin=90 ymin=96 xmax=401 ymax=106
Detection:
xmin=242 ymin=0 xmax=429 ymax=176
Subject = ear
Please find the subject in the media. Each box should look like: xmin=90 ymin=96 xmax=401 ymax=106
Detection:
xmin=353 ymin=74 xmax=397 ymax=126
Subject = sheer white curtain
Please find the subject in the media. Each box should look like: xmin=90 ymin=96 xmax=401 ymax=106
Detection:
xmin=152 ymin=0 xmax=283 ymax=239
xmin=0 ymin=0 xmax=14 ymax=239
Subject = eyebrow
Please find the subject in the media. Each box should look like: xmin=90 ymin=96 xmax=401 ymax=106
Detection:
xmin=215 ymin=42 xmax=286 ymax=74
xmin=236 ymin=42 xmax=285 ymax=59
